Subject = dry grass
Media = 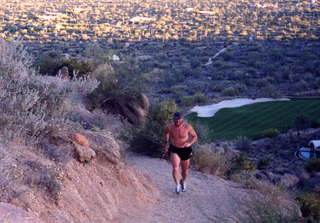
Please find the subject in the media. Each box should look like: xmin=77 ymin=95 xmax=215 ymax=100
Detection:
xmin=231 ymin=172 xmax=302 ymax=222
xmin=192 ymin=144 xmax=234 ymax=177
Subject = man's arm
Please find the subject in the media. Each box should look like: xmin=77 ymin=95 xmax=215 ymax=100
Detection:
xmin=184 ymin=125 xmax=198 ymax=147
xmin=162 ymin=125 xmax=170 ymax=152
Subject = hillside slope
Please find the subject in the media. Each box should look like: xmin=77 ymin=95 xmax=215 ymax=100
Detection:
xmin=0 ymin=130 xmax=159 ymax=223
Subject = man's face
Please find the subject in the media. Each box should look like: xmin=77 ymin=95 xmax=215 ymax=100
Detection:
xmin=174 ymin=118 xmax=183 ymax=127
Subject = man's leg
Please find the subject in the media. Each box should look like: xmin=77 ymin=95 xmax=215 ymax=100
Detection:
xmin=181 ymin=159 xmax=190 ymax=182
xmin=170 ymin=153 xmax=181 ymax=185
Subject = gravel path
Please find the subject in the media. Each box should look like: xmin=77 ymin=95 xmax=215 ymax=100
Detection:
xmin=124 ymin=153 xmax=251 ymax=223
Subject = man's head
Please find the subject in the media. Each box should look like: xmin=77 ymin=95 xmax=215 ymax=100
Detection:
xmin=173 ymin=112 xmax=183 ymax=127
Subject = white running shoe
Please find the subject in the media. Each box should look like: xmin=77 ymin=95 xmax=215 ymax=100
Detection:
xmin=175 ymin=184 xmax=181 ymax=194
xmin=180 ymin=179 xmax=186 ymax=192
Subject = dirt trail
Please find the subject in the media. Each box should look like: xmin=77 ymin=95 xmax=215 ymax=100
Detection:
xmin=124 ymin=153 xmax=251 ymax=223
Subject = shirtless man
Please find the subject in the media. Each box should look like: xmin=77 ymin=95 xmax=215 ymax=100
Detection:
xmin=162 ymin=112 xmax=198 ymax=194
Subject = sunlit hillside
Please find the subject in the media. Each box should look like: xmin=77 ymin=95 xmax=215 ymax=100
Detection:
xmin=0 ymin=0 xmax=319 ymax=43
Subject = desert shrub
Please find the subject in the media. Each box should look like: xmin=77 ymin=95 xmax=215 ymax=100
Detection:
xmin=235 ymin=136 xmax=251 ymax=150
xmin=261 ymin=128 xmax=280 ymax=138
xmin=193 ymin=93 xmax=208 ymax=103
xmin=63 ymin=58 xmax=93 ymax=77
xmin=88 ymin=60 xmax=147 ymax=109
xmin=170 ymin=84 xmax=187 ymax=96
xmin=257 ymin=78 xmax=269 ymax=87
xmin=211 ymin=84 xmax=223 ymax=92
xmin=125 ymin=100 xmax=177 ymax=157
xmin=35 ymin=51 xmax=93 ymax=77
xmin=261 ymin=84 xmax=280 ymax=98
xmin=222 ymin=87 xmax=239 ymax=96
xmin=236 ymin=83 xmax=248 ymax=93
xmin=231 ymin=172 xmax=286 ymax=200
xmin=305 ymin=158 xmax=320 ymax=173
xmin=297 ymin=193 xmax=320 ymax=221
xmin=257 ymin=158 xmax=271 ymax=169
xmin=233 ymin=168 xmax=301 ymax=222
xmin=23 ymin=160 xmax=62 ymax=200
xmin=0 ymin=40 xmax=98 ymax=142
xmin=192 ymin=144 xmax=231 ymax=177
xmin=228 ymin=153 xmax=256 ymax=176
xmin=238 ymin=196 xmax=302 ymax=223
xmin=181 ymin=95 xmax=195 ymax=106
xmin=181 ymin=93 xmax=208 ymax=106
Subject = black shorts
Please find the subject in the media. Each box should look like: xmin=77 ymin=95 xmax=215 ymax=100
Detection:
xmin=169 ymin=144 xmax=193 ymax=161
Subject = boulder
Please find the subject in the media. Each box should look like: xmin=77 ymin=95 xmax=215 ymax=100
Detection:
xmin=0 ymin=202 xmax=44 ymax=223
xmin=70 ymin=133 xmax=90 ymax=147
xmin=139 ymin=93 xmax=150 ymax=110
xmin=70 ymin=133 xmax=96 ymax=163
xmin=73 ymin=143 xmax=96 ymax=163
xmin=102 ymin=94 xmax=150 ymax=126
xmin=84 ymin=131 xmax=121 ymax=164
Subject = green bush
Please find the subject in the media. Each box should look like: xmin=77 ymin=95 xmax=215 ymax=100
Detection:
xmin=261 ymin=128 xmax=280 ymax=138
xmin=297 ymin=193 xmax=320 ymax=221
xmin=193 ymin=93 xmax=208 ymax=103
xmin=257 ymin=158 xmax=271 ymax=169
xmin=181 ymin=95 xmax=195 ymax=106
xmin=305 ymin=158 xmax=320 ymax=173
xmin=192 ymin=144 xmax=231 ymax=177
xmin=89 ymin=60 xmax=147 ymax=109
xmin=228 ymin=153 xmax=256 ymax=176
xmin=222 ymin=87 xmax=239 ymax=96
xmin=181 ymin=93 xmax=208 ymax=106
xmin=170 ymin=84 xmax=187 ymax=96
xmin=35 ymin=52 xmax=93 ymax=77
xmin=125 ymin=101 xmax=177 ymax=157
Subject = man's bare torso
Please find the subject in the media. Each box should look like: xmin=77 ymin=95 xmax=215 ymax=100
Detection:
xmin=166 ymin=123 xmax=192 ymax=148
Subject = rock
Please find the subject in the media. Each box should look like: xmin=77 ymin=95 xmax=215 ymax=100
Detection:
xmin=102 ymin=94 xmax=150 ymax=126
xmin=84 ymin=131 xmax=121 ymax=164
xmin=279 ymin=173 xmax=300 ymax=188
xmin=70 ymin=133 xmax=90 ymax=147
xmin=70 ymin=133 xmax=96 ymax=163
xmin=73 ymin=143 xmax=96 ymax=163
xmin=139 ymin=93 xmax=150 ymax=110
xmin=0 ymin=202 xmax=44 ymax=223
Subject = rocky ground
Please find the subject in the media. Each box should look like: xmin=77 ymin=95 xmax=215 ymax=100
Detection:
xmin=247 ymin=128 xmax=320 ymax=191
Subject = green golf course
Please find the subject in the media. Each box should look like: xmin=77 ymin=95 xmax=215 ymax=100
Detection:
xmin=187 ymin=99 xmax=320 ymax=141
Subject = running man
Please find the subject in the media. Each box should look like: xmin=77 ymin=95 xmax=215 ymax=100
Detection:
xmin=162 ymin=112 xmax=198 ymax=194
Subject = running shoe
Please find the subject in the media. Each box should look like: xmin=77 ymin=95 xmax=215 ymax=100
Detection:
xmin=180 ymin=179 xmax=186 ymax=192
xmin=175 ymin=184 xmax=181 ymax=194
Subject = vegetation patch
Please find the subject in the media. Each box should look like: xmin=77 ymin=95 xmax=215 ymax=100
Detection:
xmin=187 ymin=99 xmax=320 ymax=140
xmin=123 ymin=100 xmax=177 ymax=157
